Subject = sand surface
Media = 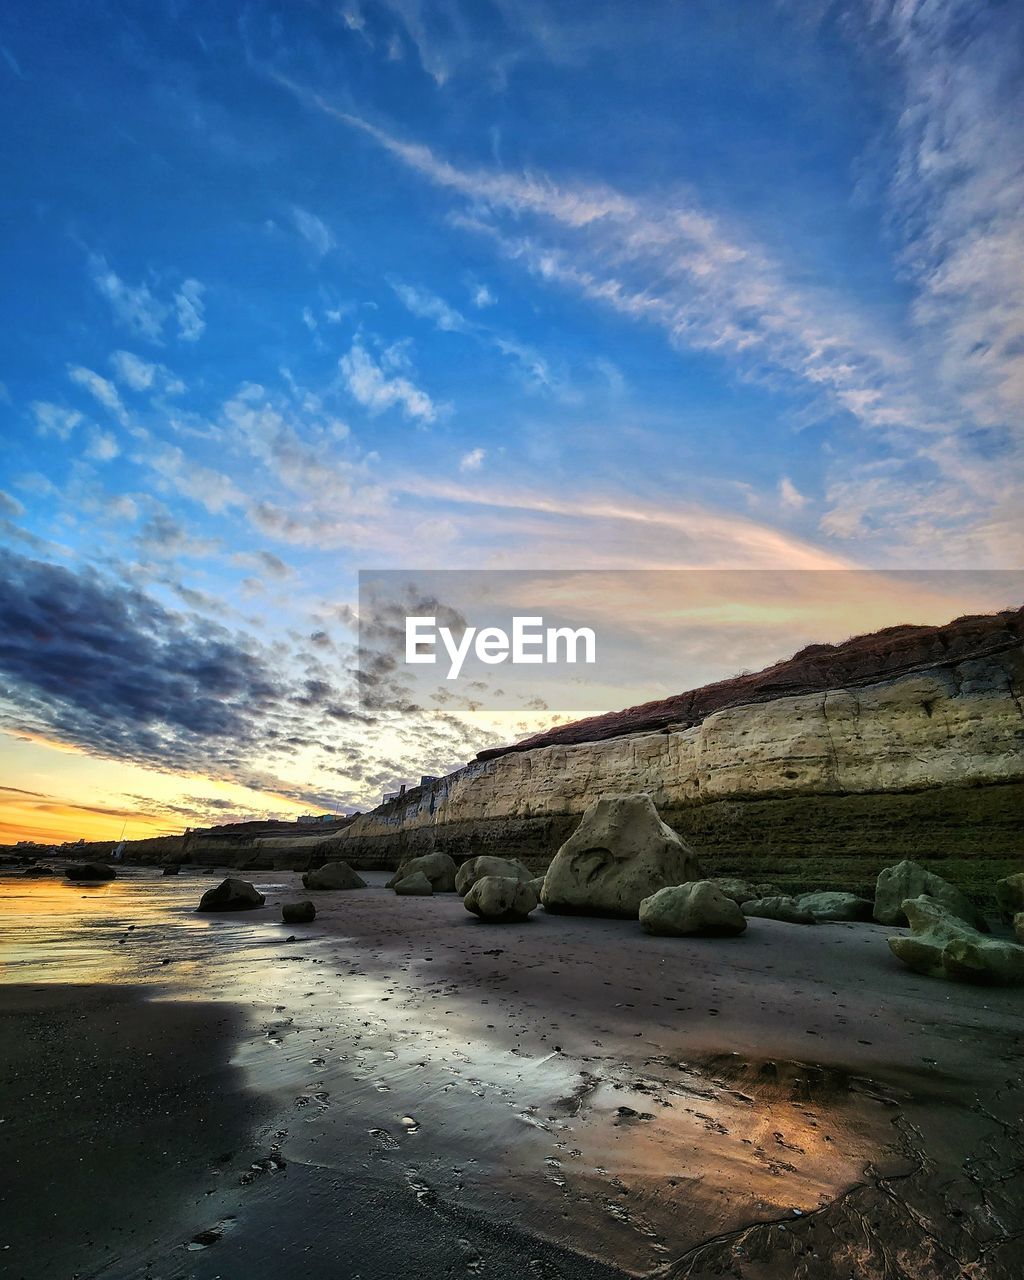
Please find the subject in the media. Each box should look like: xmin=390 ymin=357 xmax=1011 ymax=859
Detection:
xmin=1 ymin=867 xmax=1021 ymax=1279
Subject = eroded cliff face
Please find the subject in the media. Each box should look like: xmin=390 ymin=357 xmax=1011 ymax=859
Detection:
xmin=336 ymin=646 xmax=1024 ymax=895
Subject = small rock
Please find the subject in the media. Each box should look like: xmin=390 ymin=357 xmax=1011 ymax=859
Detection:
xmin=65 ymin=862 xmax=116 ymax=882
xmin=282 ymin=900 xmax=316 ymax=924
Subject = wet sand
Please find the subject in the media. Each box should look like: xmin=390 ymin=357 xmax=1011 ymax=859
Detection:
xmin=1 ymin=869 xmax=1021 ymax=1278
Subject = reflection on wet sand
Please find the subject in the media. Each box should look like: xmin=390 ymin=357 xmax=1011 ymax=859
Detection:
xmin=1 ymin=868 xmax=1021 ymax=1279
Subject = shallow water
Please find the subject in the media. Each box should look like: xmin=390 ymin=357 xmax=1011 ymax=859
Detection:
xmin=3 ymin=867 xmax=1020 ymax=1278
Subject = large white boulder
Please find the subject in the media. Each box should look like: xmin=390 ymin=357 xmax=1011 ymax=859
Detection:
xmin=542 ymin=794 xmax=701 ymax=917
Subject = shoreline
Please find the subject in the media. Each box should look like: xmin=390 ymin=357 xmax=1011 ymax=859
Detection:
xmin=1 ymin=869 xmax=1021 ymax=1277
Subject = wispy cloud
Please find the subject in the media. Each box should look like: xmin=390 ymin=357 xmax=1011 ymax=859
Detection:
xmin=281 ymin=89 xmax=927 ymax=435
xmin=89 ymin=254 xmax=167 ymax=342
xmin=390 ymin=279 xmax=468 ymax=331
xmin=279 ymin=79 xmax=1022 ymax=564
xmin=339 ymin=338 xmax=438 ymax=423
xmin=147 ymin=443 xmax=244 ymax=514
xmin=291 ymin=205 xmax=336 ymax=257
xmin=470 ymin=280 xmax=495 ymax=308
xmin=778 ymin=476 xmax=807 ymax=512
xmin=89 ymin=256 xmax=207 ymax=345
xmin=869 ymin=0 xmax=1024 ymax=430
xmin=110 ymin=350 xmax=158 ymax=390
xmin=31 ymin=401 xmax=87 ymax=440
xmin=390 ymin=276 xmax=558 ymax=393
xmin=68 ymin=364 xmax=130 ymax=426
xmin=174 ymin=278 xmax=206 ymax=341
xmin=392 ymin=472 xmax=853 ymax=571
xmin=85 ymin=429 xmax=120 ymax=462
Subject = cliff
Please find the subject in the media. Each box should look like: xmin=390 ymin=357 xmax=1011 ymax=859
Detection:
xmin=334 ymin=609 xmax=1024 ymax=899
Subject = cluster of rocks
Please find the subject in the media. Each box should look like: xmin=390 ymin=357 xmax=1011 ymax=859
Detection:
xmin=178 ymin=791 xmax=1022 ymax=983
xmin=382 ymin=850 xmax=544 ymax=922
xmin=536 ymin=793 xmax=1023 ymax=985
xmin=192 ymin=858 xmax=367 ymax=922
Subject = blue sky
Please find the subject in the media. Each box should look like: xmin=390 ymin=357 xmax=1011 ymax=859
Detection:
xmin=0 ymin=0 xmax=1021 ymax=841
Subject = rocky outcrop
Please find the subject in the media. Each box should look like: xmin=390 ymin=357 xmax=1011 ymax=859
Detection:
xmin=301 ymin=862 xmax=366 ymax=891
xmin=464 ymin=876 xmax=538 ymax=922
xmin=888 ymin=897 xmax=1024 ymax=985
xmin=187 ymin=827 xmax=358 ymax=872
xmin=196 ymin=877 xmax=265 ymax=911
xmin=741 ymin=895 xmax=816 ymax=924
xmin=541 ymin=794 xmax=702 ymax=916
xmin=328 ymin=632 xmax=1024 ymax=896
xmin=874 ymin=860 xmax=987 ymax=930
xmin=639 ymin=881 xmax=747 ymax=936
xmin=455 ymin=855 xmax=533 ymax=897
xmin=385 ymin=852 xmax=457 ymax=892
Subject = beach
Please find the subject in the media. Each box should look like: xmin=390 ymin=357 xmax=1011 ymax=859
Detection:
xmin=1 ymin=868 xmax=1021 ymax=1279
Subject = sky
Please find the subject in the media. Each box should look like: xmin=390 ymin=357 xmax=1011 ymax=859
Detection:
xmin=0 ymin=0 xmax=1021 ymax=845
